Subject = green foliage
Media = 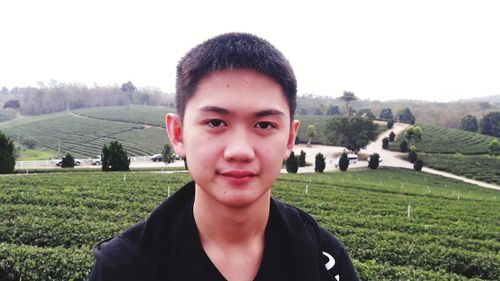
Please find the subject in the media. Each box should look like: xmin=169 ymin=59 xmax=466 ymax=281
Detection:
xmin=408 ymin=150 xmax=418 ymax=164
xmin=161 ymin=143 xmax=176 ymax=164
xmin=339 ymin=91 xmax=357 ymax=116
xmin=387 ymin=119 xmax=394 ymax=129
xmin=0 ymin=131 xmax=15 ymax=174
xmin=3 ymin=99 xmax=20 ymax=109
xmin=20 ymin=137 xmax=37 ymax=149
xmin=414 ymin=158 xmax=424 ymax=171
xmin=397 ymin=107 xmax=416 ymax=124
xmin=400 ymin=140 xmax=409 ymax=152
xmin=460 ymin=115 xmax=479 ymax=132
xmin=61 ymin=153 xmax=75 ymax=168
xmin=339 ymin=152 xmax=349 ymax=171
xmin=314 ymin=152 xmax=326 ymax=173
xmin=368 ymin=153 xmax=380 ymax=169
xmin=417 ymin=153 xmax=500 ymax=184
xmin=480 ymin=111 xmax=500 ymax=137
xmin=379 ymin=108 xmax=393 ymax=120
xmin=390 ymin=124 xmax=496 ymax=155
xmin=307 ymin=125 xmax=317 ymax=145
xmin=389 ymin=131 xmax=396 ymax=142
xmin=489 ymin=139 xmax=500 ymax=156
xmin=326 ymin=105 xmax=340 ymax=115
xmin=405 ymin=125 xmax=422 ymax=145
xmin=356 ymin=108 xmax=375 ymax=119
xmin=1 ymin=170 xmax=500 ymax=279
xmin=0 ymin=109 xmax=17 ymax=123
xmin=285 ymin=152 xmax=299 ymax=173
xmin=326 ymin=116 xmax=377 ymax=153
xmin=101 ymin=141 xmax=130 ymax=171
xmin=382 ymin=137 xmax=389 ymax=149
xmin=299 ymin=150 xmax=306 ymax=167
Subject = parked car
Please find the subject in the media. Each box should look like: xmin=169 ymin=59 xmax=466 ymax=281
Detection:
xmin=151 ymin=154 xmax=165 ymax=162
xmin=334 ymin=154 xmax=358 ymax=167
xmin=54 ymin=158 xmax=81 ymax=166
xmin=91 ymin=156 xmax=101 ymax=165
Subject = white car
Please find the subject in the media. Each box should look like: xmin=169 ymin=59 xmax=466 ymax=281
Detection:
xmin=334 ymin=154 xmax=358 ymax=167
xmin=91 ymin=156 xmax=101 ymax=165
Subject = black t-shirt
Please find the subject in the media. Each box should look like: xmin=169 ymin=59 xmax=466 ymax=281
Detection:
xmin=174 ymin=198 xmax=286 ymax=280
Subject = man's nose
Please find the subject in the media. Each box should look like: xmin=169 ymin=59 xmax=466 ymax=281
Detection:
xmin=223 ymin=127 xmax=255 ymax=162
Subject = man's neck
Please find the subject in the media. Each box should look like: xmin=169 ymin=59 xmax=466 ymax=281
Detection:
xmin=192 ymin=185 xmax=271 ymax=246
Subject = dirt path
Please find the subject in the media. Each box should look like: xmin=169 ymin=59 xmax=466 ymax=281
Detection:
xmin=287 ymin=123 xmax=500 ymax=191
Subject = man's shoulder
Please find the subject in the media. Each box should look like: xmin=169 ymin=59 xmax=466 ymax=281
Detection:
xmin=89 ymin=222 xmax=152 ymax=280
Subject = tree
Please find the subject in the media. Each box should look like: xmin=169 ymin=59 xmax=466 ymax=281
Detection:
xmin=121 ymin=81 xmax=137 ymax=103
xmin=480 ymin=111 xmax=500 ymax=137
xmin=389 ymin=131 xmax=396 ymax=142
xmin=408 ymin=148 xmax=418 ymax=164
xmin=102 ymin=140 xmax=130 ymax=171
xmin=338 ymin=152 xmax=349 ymax=171
xmin=3 ymin=99 xmax=20 ymax=109
xmin=414 ymin=159 xmax=424 ymax=171
xmin=314 ymin=153 xmax=326 ymax=173
xmin=460 ymin=115 xmax=478 ymax=132
xmin=298 ymin=150 xmax=306 ymax=167
xmin=286 ymin=152 xmax=299 ymax=173
xmin=368 ymin=153 xmax=380 ymax=169
xmin=161 ymin=143 xmax=176 ymax=164
xmin=356 ymin=108 xmax=375 ymax=119
xmin=405 ymin=126 xmax=422 ymax=146
xmin=0 ymin=131 xmax=16 ymax=174
xmin=382 ymin=137 xmax=389 ymax=149
xmin=489 ymin=139 xmax=500 ymax=156
xmin=21 ymin=137 xmax=37 ymax=149
xmin=387 ymin=119 xmax=394 ymax=129
xmin=61 ymin=153 xmax=75 ymax=168
xmin=326 ymin=105 xmax=341 ymax=116
xmin=400 ymin=140 xmax=409 ymax=152
xmin=379 ymin=108 xmax=393 ymax=120
xmin=397 ymin=107 xmax=416 ymax=124
xmin=326 ymin=116 xmax=377 ymax=153
xmin=307 ymin=125 xmax=317 ymax=147
xmin=338 ymin=91 xmax=357 ymax=116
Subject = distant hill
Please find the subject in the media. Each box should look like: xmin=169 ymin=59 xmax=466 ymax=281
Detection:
xmin=457 ymin=94 xmax=500 ymax=103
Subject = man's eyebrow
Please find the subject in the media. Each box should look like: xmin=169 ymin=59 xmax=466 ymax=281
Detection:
xmin=198 ymin=106 xmax=285 ymax=118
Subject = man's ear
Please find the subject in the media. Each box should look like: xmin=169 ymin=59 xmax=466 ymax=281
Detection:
xmin=165 ymin=113 xmax=186 ymax=158
xmin=284 ymin=119 xmax=300 ymax=159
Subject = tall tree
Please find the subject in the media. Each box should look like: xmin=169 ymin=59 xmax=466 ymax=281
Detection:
xmin=379 ymin=108 xmax=393 ymax=120
xmin=307 ymin=125 xmax=316 ymax=147
xmin=405 ymin=126 xmax=422 ymax=147
xmin=314 ymin=153 xmax=326 ymax=173
xmin=460 ymin=115 xmax=478 ymax=132
xmin=488 ymin=139 xmax=500 ymax=156
xmin=0 ymin=131 xmax=16 ymax=174
xmin=326 ymin=105 xmax=341 ymax=116
xmin=101 ymin=141 xmax=130 ymax=171
xmin=479 ymin=111 xmax=500 ymax=137
xmin=326 ymin=116 xmax=377 ymax=153
xmin=338 ymin=91 xmax=357 ymax=116
xmin=397 ymin=107 xmax=416 ymax=124
xmin=161 ymin=143 xmax=176 ymax=164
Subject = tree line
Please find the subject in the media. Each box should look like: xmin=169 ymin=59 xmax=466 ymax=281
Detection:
xmin=1 ymin=81 xmax=175 ymax=116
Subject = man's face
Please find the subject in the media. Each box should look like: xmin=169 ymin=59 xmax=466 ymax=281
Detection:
xmin=166 ymin=69 xmax=299 ymax=208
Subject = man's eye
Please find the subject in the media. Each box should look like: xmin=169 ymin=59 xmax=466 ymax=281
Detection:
xmin=207 ymin=119 xmax=226 ymax=127
xmin=255 ymin=122 xmax=276 ymax=130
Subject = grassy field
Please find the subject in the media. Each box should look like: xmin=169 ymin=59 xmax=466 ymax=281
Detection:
xmin=17 ymin=149 xmax=56 ymax=161
xmin=0 ymin=109 xmax=16 ymax=123
xmin=0 ymin=168 xmax=498 ymax=280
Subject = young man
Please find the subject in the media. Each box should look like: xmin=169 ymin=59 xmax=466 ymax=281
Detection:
xmin=90 ymin=33 xmax=358 ymax=281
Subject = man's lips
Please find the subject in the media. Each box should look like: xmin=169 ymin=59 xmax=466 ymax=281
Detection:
xmin=219 ymin=170 xmax=258 ymax=178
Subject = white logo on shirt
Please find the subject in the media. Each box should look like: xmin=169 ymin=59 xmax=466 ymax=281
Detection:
xmin=322 ymin=251 xmax=340 ymax=281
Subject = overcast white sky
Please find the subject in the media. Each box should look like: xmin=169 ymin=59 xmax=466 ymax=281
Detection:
xmin=1 ymin=0 xmax=499 ymax=102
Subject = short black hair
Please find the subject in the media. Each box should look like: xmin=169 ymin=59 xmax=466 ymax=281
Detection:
xmin=175 ymin=32 xmax=297 ymax=120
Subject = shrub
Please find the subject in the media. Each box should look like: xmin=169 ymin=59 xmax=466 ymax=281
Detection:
xmin=389 ymin=131 xmax=396 ymax=142
xmin=314 ymin=152 xmax=326 ymax=173
xmin=382 ymin=137 xmax=389 ymax=149
xmin=161 ymin=143 xmax=176 ymax=164
xmin=414 ymin=158 xmax=424 ymax=171
xmin=368 ymin=153 xmax=380 ymax=169
xmin=101 ymin=140 xmax=130 ymax=171
xmin=0 ymin=131 xmax=16 ymax=174
xmin=387 ymin=119 xmax=394 ymax=129
xmin=21 ymin=137 xmax=37 ymax=149
xmin=408 ymin=150 xmax=418 ymax=164
xmin=299 ymin=150 xmax=306 ymax=167
xmin=61 ymin=153 xmax=75 ymax=168
xmin=286 ymin=152 xmax=299 ymax=173
xmin=338 ymin=152 xmax=349 ymax=171
xmin=400 ymin=140 xmax=408 ymax=152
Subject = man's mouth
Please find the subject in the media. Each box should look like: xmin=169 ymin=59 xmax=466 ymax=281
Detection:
xmin=219 ymin=170 xmax=258 ymax=178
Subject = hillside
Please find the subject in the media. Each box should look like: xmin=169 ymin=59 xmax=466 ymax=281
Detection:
xmin=0 ymin=169 xmax=498 ymax=280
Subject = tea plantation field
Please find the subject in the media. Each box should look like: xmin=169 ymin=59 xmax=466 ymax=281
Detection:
xmin=0 ymin=168 xmax=498 ymax=280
